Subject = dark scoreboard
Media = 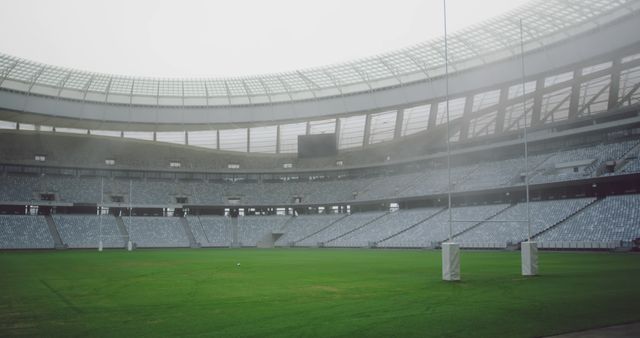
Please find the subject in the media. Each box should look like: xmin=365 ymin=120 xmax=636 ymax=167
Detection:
xmin=297 ymin=133 xmax=337 ymax=158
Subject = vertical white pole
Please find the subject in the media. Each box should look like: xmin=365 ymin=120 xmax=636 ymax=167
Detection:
xmin=443 ymin=0 xmax=452 ymax=241
xmin=520 ymin=19 xmax=532 ymax=241
xmin=441 ymin=0 xmax=460 ymax=282
xmin=128 ymin=179 xmax=133 ymax=251
xmin=99 ymin=177 xmax=103 ymax=251
xmin=520 ymin=19 xmax=538 ymax=276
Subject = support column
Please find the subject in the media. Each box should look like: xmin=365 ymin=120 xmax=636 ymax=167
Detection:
xmin=568 ymin=69 xmax=582 ymax=120
xmin=427 ymin=102 xmax=439 ymax=131
xmin=362 ymin=113 xmax=372 ymax=147
xmin=275 ymin=125 xmax=281 ymax=154
xmin=495 ymin=86 xmax=509 ymax=133
xmin=531 ymin=78 xmax=544 ymax=126
xmin=459 ymin=95 xmax=474 ymax=141
xmin=608 ymin=58 xmax=622 ymax=109
xmin=393 ymin=109 xmax=404 ymax=140
xmin=335 ymin=117 xmax=342 ymax=148
xmin=246 ymin=128 xmax=251 ymax=153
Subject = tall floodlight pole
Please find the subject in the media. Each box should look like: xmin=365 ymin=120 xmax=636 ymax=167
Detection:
xmin=520 ymin=19 xmax=537 ymax=276
xmin=441 ymin=0 xmax=460 ymax=282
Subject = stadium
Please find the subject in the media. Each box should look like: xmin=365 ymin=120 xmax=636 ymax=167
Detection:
xmin=1 ymin=0 xmax=640 ymax=336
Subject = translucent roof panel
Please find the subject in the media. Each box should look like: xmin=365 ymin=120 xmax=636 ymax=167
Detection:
xmin=64 ymin=72 xmax=93 ymax=90
xmin=368 ymin=111 xmax=397 ymax=144
xmin=183 ymin=80 xmax=207 ymax=97
xmin=109 ymin=77 xmax=134 ymax=95
xmin=219 ymin=128 xmax=248 ymax=152
xmin=156 ymin=131 xmax=185 ymax=145
xmin=249 ymin=125 xmax=277 ymax=153
xmin=132 ymin=79 xmax=159 ymax=96
xmin=472 ymin=89 xmax=501 ymax=112
xmin=0 ymin=0 xmax=636 ymax=104
xmin=188 ymin=130 xmax=217 ymax=150
xmin=436 ymin=98 xmax=466 ymax=125
xmin=279 ymin=122 xmax=307 ymax=154
xmin=508 ymin=81 xmax=537 ymax=99
xmin=159 ymin=80 xmax=182 ymax=96
xmin=402 ymin=104 xmax=431 ymax=136
xmin=87 ymin=75 xmax=111 ymax=92
xmin=123 ymin=131 xmax=153 ymax=141
xmin=309 ymin=119 xmax=336 ymax=134
xmin=37 ymin=68 xmax=68 ymax=87
xmin=338 ymin=115 xmax=366 ymax=149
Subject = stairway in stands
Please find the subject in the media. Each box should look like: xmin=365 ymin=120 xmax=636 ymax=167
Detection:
xmin=293 ymin=213 xmax=350 ymax=246
xmin=324 ymin=212 xmax=390 ymax=244
xmin=180 ymin=217 xmax=198 ymax=248
xmin=451 ymin=204 xmax=515 ymax=240
xmin=376 ymin=208 xmax=446 ymax=244
xmin=115 ymin=216 xmax=130 ymax=248
xmin=611 ymin=140 xmax=640 ymax=174
xmin=44 ymin=215 xmax=65 ymax=249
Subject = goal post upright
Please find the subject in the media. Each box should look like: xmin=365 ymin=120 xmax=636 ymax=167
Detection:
xmin=519 ymin=18 xmax=537 ymax=276
xmin=441 ymin=0 xmax=460 ymax=282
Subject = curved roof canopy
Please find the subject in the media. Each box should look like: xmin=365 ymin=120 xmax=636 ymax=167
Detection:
xmin=0 ymin=0 xmax=638 ymax=107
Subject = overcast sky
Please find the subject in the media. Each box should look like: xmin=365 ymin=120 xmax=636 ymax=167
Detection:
xmin=0 ymin=0 xmax=530 ymax=78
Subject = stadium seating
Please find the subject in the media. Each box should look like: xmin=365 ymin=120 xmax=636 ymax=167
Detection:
xmin=238 ymin=216 xmax=291 ymax=246
xmin=189 ymin=216 xmax=234 ymax=247
xmin=529 ymin=140 xmax=639 ymax=184
xmin=328 ymin=208 xmax=442 ymax=247
xmin=296 ymin=212 xmax=385 ymax=247
xmin=124 ymin=216 xmax=190 ymax=247
xmin=454 ymin=198 xmax=595 ymax=248
xmin=53 ymin=214 xmax=125 ymax=248
xmin=1 ymin=139 xmax=639 ymax=206
xmin=0 ymin=215 xmax=54 ymax=249
xmin=378 ymin=204 xmax=509 ymax=248
xmin=536 ymin=194 xmax=640 ymax=246
xmin=0 ymin=193 xmax=638 ymax=249
xmin=275 ymin=213 xmax=346 ymax=246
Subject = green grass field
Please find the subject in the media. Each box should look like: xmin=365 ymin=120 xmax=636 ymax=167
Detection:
xmin=1 ymin=249 xmax=639 ymax=337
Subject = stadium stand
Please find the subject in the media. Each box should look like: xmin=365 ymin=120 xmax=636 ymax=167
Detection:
xmin=378 ymin=204 xmax=510 ymax=248
xmin=189 ymin=216 xmax=234 ymax=247
xmin=454 ymin=198 xmax=595 ymax=248
xmin=0 ymin=215 xmax=54 ymax=249
xmin=124 ymin=217 xmax=190 ymax=248
xmin=296 ymin=212 xmax=386 ymax=247
xmin=275 ymin=213 xmax=347 ymax=247
xmin=529 ymin=141 xmax=639 ymax=184
xmin=536 ymin=195 xmax=640 ymax=248
xmin=328 ymin=208 xmax=442 ymax=247
xmin=1 ymin=138 xmax=639 ymax=206
xmin=238 ymin=216 xmax=291 ymax=247
xmin=53 ymin=214 xmax=125 ymax=248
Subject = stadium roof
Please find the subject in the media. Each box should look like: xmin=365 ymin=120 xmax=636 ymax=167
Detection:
xmin=1 ymin=0 xmax=637 ymax=107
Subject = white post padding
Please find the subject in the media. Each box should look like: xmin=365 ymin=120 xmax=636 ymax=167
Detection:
xmin=442 ymin=242 xmax=460 ymax=281
xmin=98 ymin=240 xmax=103 ymax=252
xmin=127 ymin=240 xmax=133 ymax=251
xmin=521 ymin=241 xmax=538 ymax=276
